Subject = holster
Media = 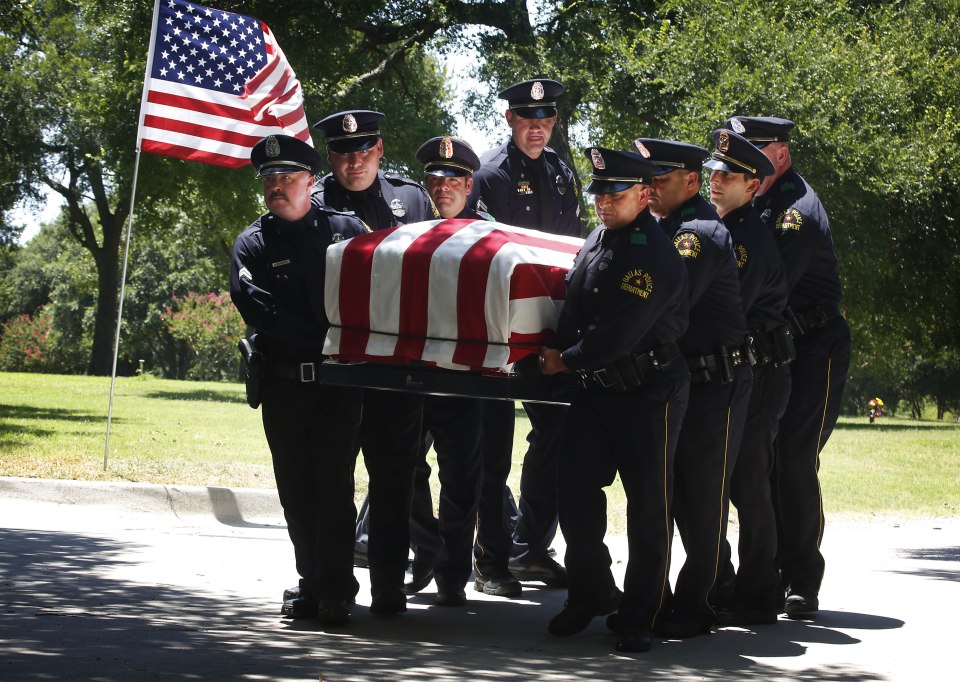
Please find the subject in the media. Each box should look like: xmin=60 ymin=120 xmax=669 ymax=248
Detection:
xmin=238 ymin=337 xmax=263 ymax=409
xmin=751 ymin=331 xmax=774 ymax=367
xmin=770 ymin=324 xmax=797 ymax=367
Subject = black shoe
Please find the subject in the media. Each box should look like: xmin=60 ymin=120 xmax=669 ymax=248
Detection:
xmin=316 ymin=598 xmax=351 ymax=626
xmin=654 ymin=614 xmax=712 ymax=639
xmin=474 ymin=571 xmax=522 ymax=598
xmin=716 ymin=606 xmax=778 ymax=627
xmin=606 ymin=611 xmax=624 ymax=632
xmin=435 ymin=584 xmax=468 ymax=607
xmin=403 ymin=562 xmax=435 ymax=595
xmin=281 ymin=595 xmax=318 ymax=619
xmin=353 ymin=550 xmax=369 ymax=569
xmin=282 ymin=584 xmax=300 ymax=602
xmin=369 ymin=591 xmax=407 ymax=616
xmin=547 ymin=588 xmax=622 ymax=637
xmin=616 ymin=627 xmax=653 ymax=653
xmin=784 ymin=592 xmax=818 ymax=620
xmin=509 ymin=556 xmax=568 ymax=588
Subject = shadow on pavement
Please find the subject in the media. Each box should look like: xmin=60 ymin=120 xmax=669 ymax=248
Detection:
xmin=0 ymin=526 xmax=898 ymax=681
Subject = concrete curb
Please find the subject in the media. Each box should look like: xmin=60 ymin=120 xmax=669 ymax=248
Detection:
xmin=0 ymin=476 xmax=283 ymax=524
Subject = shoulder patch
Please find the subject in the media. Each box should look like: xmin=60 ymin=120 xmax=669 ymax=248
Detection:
xmin=674 ymin=232 xmax=701 ymax=259
xmin=776 ymin=208 xmax=804 ymax=232
xmin=735 ymin=243 xmax=748 ymax=269
xmin=620 ymin=269 xmax=654 ymax=299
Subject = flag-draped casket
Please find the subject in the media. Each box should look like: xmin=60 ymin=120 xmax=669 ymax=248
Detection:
xmin=324 ymin=219 xmax=584 ymax=372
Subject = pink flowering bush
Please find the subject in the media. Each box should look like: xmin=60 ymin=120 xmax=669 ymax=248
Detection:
xmin=160 ymin=291 xmax=246 ymax=381
xmin=0 ymin=307 xmax=63 ymax=373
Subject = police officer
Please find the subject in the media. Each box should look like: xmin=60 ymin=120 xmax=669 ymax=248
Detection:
xmin=636 ymin=137 xmax=753 ymax=637
xmin=724 ymin=116 xmax=851 ymax=619
xmin=313 ymin=110 xmax=437 ymax=615
xmin=230 ymin=134 xmax=368 ymax=626
xmin=468 ymin=78 xmax=583 ymax=596
xmin=403 ymin=136 xmax=491 ymax=606
xmin=542 ymin=147 xmax=689 ymax=653
xmin=703 ymin=129 xmax=793 ymax=625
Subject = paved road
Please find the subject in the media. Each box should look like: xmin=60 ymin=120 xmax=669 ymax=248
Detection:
xmin=1 ymin=477 xmax=956 ymax=681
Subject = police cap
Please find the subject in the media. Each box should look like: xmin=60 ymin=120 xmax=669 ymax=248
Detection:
xmin=723 ymin=116 xmax=795 ymax=147
xmin=703 ymin=129 xmax=775 ymax=178
xmin=583 ymin=147 xmax=662 ymax=195
xmin=633 ymin=138 xmax=709 ymax=173
xmin=499 ymin=79 xmax=564 ymax=119
xmin=250 ymin=134 xmax=323 ymax=178
xmin=313 ymin=110 xmax=384 ymax=153
xmin=416 ymin=136 xmax=481 ymax=177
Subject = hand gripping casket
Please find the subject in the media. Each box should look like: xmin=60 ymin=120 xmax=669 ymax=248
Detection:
xmin=324 ymin=219 xmax=583 ymax=372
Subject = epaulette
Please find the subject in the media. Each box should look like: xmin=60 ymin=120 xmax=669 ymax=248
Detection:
xmin=382 ymin=172 xmax=426 ymax=190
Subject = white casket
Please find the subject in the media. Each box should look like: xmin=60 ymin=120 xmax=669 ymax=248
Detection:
xmin=324 ymin=219 xmax=583 ymax=372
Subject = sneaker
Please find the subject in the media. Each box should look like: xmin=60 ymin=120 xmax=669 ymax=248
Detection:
xmin=509 ymin=556 xmax=568 ymax=588
xmin=282 ymin=584 xmax=300 ymax=601
xmin=474 ymin=571 xmax=522 ymax=598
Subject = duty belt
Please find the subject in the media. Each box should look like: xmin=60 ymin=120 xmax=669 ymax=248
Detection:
xmin=266 ymin=358 xmax=326 ymax=383
xmin=686 ymin=341 xmax=753 ymax=385
xmin=788 ymin=303 xmax=842 ymax=336
xmin=580 ymin=342 xmax=682 ymax=392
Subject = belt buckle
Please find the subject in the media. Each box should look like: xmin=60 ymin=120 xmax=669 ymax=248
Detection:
xmin=299 ymin=362 xmax=316 ymax=382
xmin=593 ymin=368 xmax=614 ymax=389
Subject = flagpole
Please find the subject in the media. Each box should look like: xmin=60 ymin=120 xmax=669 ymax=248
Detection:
xmin=103 ymin=151 xmax=143 ymax=471
xmin=103 ymin=0 xmax=163 ymax=471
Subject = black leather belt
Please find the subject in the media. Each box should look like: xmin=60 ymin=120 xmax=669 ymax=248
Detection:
xmin=266 ymin=358 xmax=326 ymax=383
xmin=581 ymin=342 xmax=682 ymax=391
xmin=792 ymin=303 xmax=842 ymax=334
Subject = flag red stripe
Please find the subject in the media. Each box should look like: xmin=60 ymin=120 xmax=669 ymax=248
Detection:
xmin=142 ymin=114 xmax=263 ymax=148
xmin=140 ymin=138 xmax=249 ymax=168
xmin=147 ymin=90 xmax=265 ymax=125
xmin=452 ymin=230 xmax=512 ymax=367
xmin=509 ymin=263 xmax=569 ymax=300
xmin=395 ymin=220 xmax=466 ymax=361
xmin=337 ymin=228 xmax=396 ymax=354
xmin=506 ymin=331 xmax=555 ymax=363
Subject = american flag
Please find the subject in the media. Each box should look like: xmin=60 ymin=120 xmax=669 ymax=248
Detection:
xmin=136 ymin=0 xmax=311 ymax=168
xmin=323 ymin=219 xmax=584 ymax=373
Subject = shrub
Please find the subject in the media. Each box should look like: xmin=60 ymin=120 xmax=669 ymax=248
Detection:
xmin=160 ymin=291 xmax=245 ymax=381
xmin=0 ymin=307 xmax=63 ymax=373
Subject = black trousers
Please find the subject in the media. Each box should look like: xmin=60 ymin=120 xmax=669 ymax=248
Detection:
xmin=261 ymin=379 xmax=362 ymax=603
xmin=671 ymin=363 xmax=753 ymax=622
xmin=559 ymin=362 xmax=689 ymax=629
xmin=358 ymin=389 xmax=423 ymax=601
xmin=421 ymin=395 xmax=484 ymax=587
xmin=474 ymin=400 xmax=566 ymax=574
xmin=474 ymin=400 xmax=517 ymax=576
xmin=718 ymin=362 xmax=792 ymax=612
xmin=775 ymin=315 xmax=851 ymax=596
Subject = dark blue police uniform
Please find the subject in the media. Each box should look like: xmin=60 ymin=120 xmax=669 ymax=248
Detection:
xmin=637 ymin=137 xmax=753 ymax=636
xmin=726 ymin=116 xmax=851 ymax=614
xmin=230 ymin=134 xmax=368 ymax=625
xmin=403 ymin=136 xmax=491 ymax=605
xmin=547 ymin=147 xmax=689 ymax=653
xmin=467 ymin=79 xmax=583 ymax=592
xmin=312 ymin=110 xmax=435 ymax=614
xmin=703 ymin=129 xmax=793 ymax=621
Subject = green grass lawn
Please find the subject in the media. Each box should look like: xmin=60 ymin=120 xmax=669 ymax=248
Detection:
xmin=2 ymin=371 xmax=958 ymax=531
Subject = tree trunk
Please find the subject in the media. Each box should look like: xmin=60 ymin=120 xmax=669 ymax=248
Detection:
xmin=86 ymin=212 xmax=124 ymax=376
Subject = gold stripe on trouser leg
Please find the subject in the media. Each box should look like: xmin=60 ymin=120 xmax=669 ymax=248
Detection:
xmin=814 ymin=358 xmax=832 ymax=546
xmin=706 ymin=406 xmax=733 ymax=616
xmin=652 ymin=402 xmax=672 ymax=627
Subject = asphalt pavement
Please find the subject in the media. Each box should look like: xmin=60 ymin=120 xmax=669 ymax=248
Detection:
xmin=0 ymin=476 xmax=956 ymax=681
